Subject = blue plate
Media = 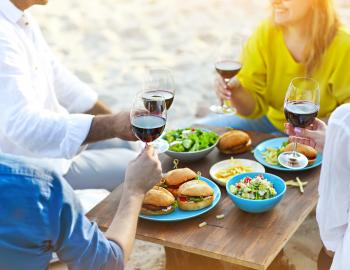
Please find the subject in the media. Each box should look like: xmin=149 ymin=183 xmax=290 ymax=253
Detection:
xmin=253 ymin=137 xmax=322 ymax=171
xmin=139 ymin=176 xmax=221 ymax=222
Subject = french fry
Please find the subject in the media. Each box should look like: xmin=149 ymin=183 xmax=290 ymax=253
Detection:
xmin=216 ymin=214 xmax=225 ymax=220
xmin=296 ymin=177 xmax=304 ymax=194
xmin=198 ymin=222 xmax=207 ymax=228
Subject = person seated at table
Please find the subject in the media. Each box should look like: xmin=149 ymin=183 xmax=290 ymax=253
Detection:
xmin=197 ymin=0 xmax=350 ymax=136
xmin=0 ymin=145 xmax=162 ymax=270
xmin=0 ymin=0 xmax=138 ymax=192
xmin=285 ymin=104 xmax=350 ymax=270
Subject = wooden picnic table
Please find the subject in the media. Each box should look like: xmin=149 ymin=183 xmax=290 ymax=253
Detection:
xmin=87 ymin=129 xmax=320 ymax=270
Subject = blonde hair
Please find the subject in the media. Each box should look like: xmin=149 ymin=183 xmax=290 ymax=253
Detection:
xmin=303 ymin=0 xmax=340 ymax=75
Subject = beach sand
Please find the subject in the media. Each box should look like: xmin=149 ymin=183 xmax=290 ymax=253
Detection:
xmin=36 ymin=0 xmax=350 ymax=269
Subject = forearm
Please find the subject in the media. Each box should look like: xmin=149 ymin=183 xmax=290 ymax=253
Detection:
xmin=85 ymin=100 xmax=112 ymax=115
xmin=105 ymin=187 xmax=144 ymax=263
xmin=83 ymin=112 xmax=125 ymax=144
xmin=229 ymin=85 xmax=256 ymax=116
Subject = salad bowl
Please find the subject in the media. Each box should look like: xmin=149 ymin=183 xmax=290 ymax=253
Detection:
xmin=226 ymin=172 xmax=286 ymax=213
xmin=162 ymin=128 xmax=219 ymax=162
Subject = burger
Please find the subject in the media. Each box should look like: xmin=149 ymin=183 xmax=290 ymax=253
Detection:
xmin=177 ymin=180 xmax=214 ymax=211
xmin=160 ymin=168 xmax=197 ymax=196
xmin=283 ymin=143 xmax=318 ymax=165
xmin=217 ymin=130 xmax=252 ymax=154
xmin=141 ymin=186 xmax=177 ymax=215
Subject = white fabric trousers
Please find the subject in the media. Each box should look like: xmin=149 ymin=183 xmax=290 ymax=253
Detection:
xmin=64 ymin=139 xmax=138 ymax=191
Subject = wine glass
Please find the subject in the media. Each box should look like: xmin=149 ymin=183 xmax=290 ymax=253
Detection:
xmin=130 ymin=91 xmax=167 ymax=152
xmin=278 ymin=77 xmax=320 ymax=169
xmin=142 ymin=68 xmax=175 ymax=152
xmin=210 ymin=35 xmax=243 ymax=114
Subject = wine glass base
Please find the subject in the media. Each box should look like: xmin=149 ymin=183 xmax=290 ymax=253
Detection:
xmin=150 ymin=138 xmax=169 ymax=153
xmin=278 ymin=152 xmax=308 ymax=169
xmin=209 ymin=105 xmax=237 ymax=114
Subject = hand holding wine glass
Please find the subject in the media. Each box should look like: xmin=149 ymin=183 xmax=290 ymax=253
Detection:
xmin=130 ymin=91 xmax=167 ymax=150
xmin=210 ymin=35 xmax=243 ymax=114
xmin=278 ymin=77 xmax=320 ymax=169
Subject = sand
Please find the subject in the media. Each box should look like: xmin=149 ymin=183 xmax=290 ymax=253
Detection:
xmin=31 ymin=1 xmax=350 ymax=269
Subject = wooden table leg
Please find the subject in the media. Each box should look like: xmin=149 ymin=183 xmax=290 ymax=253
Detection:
xmin=164 ymin=247 xmax=250 ymax=270
xmin=165 ymin=247 xmax=297 ymax=270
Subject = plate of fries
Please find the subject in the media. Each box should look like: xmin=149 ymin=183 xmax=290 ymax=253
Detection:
xmin=209 ymin=158 xmax=265 ymax=186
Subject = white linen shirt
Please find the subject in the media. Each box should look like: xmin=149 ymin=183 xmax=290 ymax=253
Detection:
xmin=0 ymin=0 xmax=97 ymax=173
xmin=316 ymin=104 xmax=350 ymax=270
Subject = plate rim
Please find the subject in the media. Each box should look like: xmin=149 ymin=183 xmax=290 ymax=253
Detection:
xmin=139 ymin=176 xmax=221 ymax=222
xmin=209 ymin=158 xmax=266 ymax=187
xmin=253 ymin=137 xmax=322 ymax=171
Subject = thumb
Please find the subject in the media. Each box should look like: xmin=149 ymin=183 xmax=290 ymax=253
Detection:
xmin=227 ymin=77 xmax=239 ymax=90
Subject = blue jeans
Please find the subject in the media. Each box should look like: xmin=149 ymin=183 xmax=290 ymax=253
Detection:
xmin=195 ymin=114 xmax=285 ymax=136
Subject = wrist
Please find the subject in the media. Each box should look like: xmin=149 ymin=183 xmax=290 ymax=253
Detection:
xmin=122 ymin=185 xmax=145 ymax=201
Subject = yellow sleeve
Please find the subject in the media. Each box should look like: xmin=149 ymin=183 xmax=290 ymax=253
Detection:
xmin=236 ymin=21 xmax=269 ymax=119
xmin=329 ymin=47 xmax=350 ymax=104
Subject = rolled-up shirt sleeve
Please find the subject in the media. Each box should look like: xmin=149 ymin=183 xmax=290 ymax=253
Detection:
xmin=51 ymin=175 xmax=124 ymax=270
xmin=0 ymin=34 xmax=93 ymax=159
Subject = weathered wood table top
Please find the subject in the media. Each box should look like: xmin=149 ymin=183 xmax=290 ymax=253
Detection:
xmin=87 ymin=130 xmax=320 ymax=270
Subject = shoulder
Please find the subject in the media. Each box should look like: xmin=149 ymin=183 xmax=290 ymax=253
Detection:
xmin=329 ymin=26 xmax=350 ymax=56
xmin=0 ymin=154 xmax=59 ymax=195
xmin=330 ymin=104 xmax=350 ymax=123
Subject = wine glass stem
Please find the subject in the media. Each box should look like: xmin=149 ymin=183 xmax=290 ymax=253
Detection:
xmin=292 ymin=141 xmax=298 ymax=158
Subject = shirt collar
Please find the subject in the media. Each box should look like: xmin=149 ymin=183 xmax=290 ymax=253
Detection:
xmin=0 ymin=0 xmax=25 ymax=24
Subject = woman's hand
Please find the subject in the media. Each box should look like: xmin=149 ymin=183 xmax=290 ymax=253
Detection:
xmin=284 ymin=118 xmax=327 ymax=152
xmin=214 ymin=76 xmax=240 ymax=103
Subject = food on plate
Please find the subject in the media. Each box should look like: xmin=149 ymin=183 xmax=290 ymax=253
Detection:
xmin=177 ymin=180 xmax=214 ymax=211
xmin=262 ymin=142 xmax=289 ymax=166
xmin=160 ymin=168 xmax=197 ymax=196
xmin=229 ymin=175 xmax=277 ymax=200
xmin=141 ymin=186 xmax=177 ymax=216
xmin=217 ymin=130 xmax=252 ymax=154
xmin=163 ymin=128 xmax=219 ymax=152
xmin=283 ymin=143 xmax=318 ymax=165
xmin=214 ymin=163 xmax=253 ymax=183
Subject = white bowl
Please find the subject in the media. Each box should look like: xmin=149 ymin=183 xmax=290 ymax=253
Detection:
xmin=210 ymin=159 xmax=265 ymax=186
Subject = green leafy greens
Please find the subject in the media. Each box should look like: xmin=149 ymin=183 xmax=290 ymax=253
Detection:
xmin=163 ymin=128 xmax=219 ymax=152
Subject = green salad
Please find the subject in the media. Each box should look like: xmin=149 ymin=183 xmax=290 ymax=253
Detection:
xmin=163 ymin=128 xmax=219 ymax=152
xmin=229 ymin=175 xmax=277 ymax=200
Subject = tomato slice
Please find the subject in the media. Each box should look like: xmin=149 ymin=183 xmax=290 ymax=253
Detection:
xmin=179 ymin=196 xmax=187 ymax=202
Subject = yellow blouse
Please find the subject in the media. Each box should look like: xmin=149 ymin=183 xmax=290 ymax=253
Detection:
xmin=236 ymin=20 xmax=350 ymax=131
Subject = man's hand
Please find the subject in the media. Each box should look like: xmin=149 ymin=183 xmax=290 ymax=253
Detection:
xmin=284 ymin=118 xmax=327 ymax=152
xmin=113 ymin=111 xmax=138 ymax=141
xmin=124 ymin=145 xmax=162 ymax=196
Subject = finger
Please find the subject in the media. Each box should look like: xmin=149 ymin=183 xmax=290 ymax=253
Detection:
xmin=284 ymin=123 xmax=295 ymax=135
xmin=294 ymin=127 xmax=317 ymax=139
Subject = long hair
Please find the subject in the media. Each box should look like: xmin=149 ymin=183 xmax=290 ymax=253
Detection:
xmin=303 ymin=0 xmax=340 ymax=75
xmin=274 ymin=0 xmax=340 ymax=75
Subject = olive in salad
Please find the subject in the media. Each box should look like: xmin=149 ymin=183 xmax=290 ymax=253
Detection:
xmin=163 ymin=128 xmax=219 ymax=152
xmin=229 ymin=175 xmax=277 ymax=200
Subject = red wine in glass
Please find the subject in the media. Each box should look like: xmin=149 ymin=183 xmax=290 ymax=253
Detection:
xmin=284 ymin=101 xmax=319 ymax=128
xmin=142 ymin=90 xmax=174 ymax=111
xmin=215 ymin=60 xmax=242 ymax=81
xmin=131 ymin=115 xmax=166 ymax=143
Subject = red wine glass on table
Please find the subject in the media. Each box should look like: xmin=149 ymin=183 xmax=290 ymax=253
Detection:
xmin=131 ymin=91 xmax=167 ymax=152
xmin=210 ymin=36 xmax=243 ymax=114
xmin=278 ymin=77 xmax=320 ymax=169
xmin=142 ymin=68 xmax=175 ymax=152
